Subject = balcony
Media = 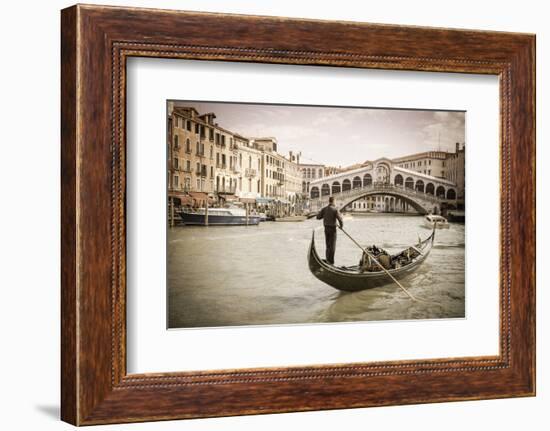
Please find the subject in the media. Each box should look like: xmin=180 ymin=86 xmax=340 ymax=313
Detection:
xmin=245 ymin=168 xmax=257 ymax=178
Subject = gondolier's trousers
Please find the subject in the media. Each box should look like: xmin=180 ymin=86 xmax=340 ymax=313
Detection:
xmin=324 ymin=225 xmax=337 ymax=264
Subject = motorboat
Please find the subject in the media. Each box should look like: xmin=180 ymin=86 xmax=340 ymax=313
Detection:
xmin=179 ymin=207 xmax=261 ymax=226
xmin=424 ymin=214 xmax=450 ymax=229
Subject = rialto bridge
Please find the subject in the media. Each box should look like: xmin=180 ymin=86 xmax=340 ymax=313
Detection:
xmin=307 ymin=158 xmax=459 ymax=215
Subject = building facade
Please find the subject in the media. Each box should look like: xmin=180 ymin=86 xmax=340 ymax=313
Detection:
xmin=392 ymin=150 xmax=450 ymax=179
xmin=445 ymin=143 xmax=465 ymax=200
xmin=300 ymin=163 xmax=325 ymax=194
xmin=168 ymin=105 xmax=304 ymax=215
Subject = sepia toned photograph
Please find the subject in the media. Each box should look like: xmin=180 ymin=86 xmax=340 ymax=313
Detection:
xmin=167 ymin=101 xmax=465 ymax=329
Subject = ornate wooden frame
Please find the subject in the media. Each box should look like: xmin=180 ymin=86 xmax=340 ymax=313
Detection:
xmin=61 ymin=4 xmax=535 ymax=425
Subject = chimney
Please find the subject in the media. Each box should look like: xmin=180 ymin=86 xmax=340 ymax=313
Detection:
xmin=455 ymin=142 xmax=460 ymax=153
xmin=289 ymin=150 xmax=293 ymax=161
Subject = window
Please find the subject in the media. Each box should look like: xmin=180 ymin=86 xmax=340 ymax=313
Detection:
xmin=173 ymin=158 xmax=179 ymax=169
xmin=185 ymin=139 xmax=191 ymax=153
xmin=186 ymin=121 xmax=191 ymax=131
xmin=209 ymin=129 xmax=214 ymax=141
xmin=196 ymin=162 xmax=200 ymax=173
xmin=210 ymin=146 xmax=213 ymax=159
xmin=186 ymin=160 xmax=190 ymax=171
xmin=174 ymin=135 xmax=179 ymax=149
xmin=429 ymin=160 xmax=431 ymax=165
xmin=210 ymin=166 xmax=213 ymax=177
xmin=173 ymin=175 xmax=179 ymax=187
xmin=195 ymin=123 xmax=199 ymax=134
xmin=196 ymin=142 xmax=200 ymax=154
xmin=196 ymin=179 xmax=200 ymax=190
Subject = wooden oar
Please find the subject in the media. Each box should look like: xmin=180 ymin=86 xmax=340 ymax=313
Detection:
xmin=338 ymin=226 xmax=419 ymax=301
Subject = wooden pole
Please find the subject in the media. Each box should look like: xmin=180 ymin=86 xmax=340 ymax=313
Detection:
xmin=338 ymin=226 xmax=419 ymax=301
xmin=205 ymin=198 xmax=209 ymax=226
xmin=246 ymin=202 xmax=249 ymax=226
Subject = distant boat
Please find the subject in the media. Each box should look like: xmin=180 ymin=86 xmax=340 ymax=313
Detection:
xmin=308 ymin=229 xmax=435 ymax=292
xmin=275 ymin=215 xmax=307 ymax=222
xmin=424 ymin=214 xmax=450 ymax=229
xmin=179 ymin=207 xmax=261 ymax=226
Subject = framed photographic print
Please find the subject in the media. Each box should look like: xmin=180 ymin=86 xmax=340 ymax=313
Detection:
xmin=61 ymin=4 xmax=535 ymax=425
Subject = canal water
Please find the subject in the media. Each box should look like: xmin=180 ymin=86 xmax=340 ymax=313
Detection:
xmin=168 ymin=214 xmax=465 ymax=328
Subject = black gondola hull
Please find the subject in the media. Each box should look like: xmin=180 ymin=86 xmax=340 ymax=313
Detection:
xmin=308 ymin=229 xmax=434 ymax=292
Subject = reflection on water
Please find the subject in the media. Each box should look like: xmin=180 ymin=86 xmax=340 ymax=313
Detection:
xmin=168 ymin=214 xmax=465 ymax=328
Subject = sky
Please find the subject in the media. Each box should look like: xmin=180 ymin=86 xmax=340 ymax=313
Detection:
xmin=175 ymin=101 xmax=465 ymax=167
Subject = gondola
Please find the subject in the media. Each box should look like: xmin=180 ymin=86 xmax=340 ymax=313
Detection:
xmin=308 ymin=228 xmax=435 ymax=292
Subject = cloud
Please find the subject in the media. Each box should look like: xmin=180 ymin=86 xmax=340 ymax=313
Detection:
xmin=178 ymin=101 xmax=465 ymax=166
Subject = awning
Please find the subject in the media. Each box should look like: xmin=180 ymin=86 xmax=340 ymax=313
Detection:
xmin=239 ymin=197 xmax=257 ymax=204
xmin=219 ymin=194 xmax=238 ymax=202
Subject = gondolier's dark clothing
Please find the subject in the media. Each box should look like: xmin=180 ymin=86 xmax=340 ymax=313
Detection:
xmin=316 ymin=205 xmax=343 ymax=264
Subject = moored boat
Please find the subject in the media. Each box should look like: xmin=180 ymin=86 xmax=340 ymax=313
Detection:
xmin=308 ymin=228 xmax=435 ymax=292
xmin=179 ymin=207 xmax=261 ymax=226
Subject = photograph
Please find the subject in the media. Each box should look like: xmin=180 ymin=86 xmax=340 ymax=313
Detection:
xmin=167 ymin=101 xmax=466 ymax=329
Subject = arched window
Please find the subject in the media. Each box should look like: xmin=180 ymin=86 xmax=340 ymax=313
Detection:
xmin=342 ymin=179 xmax=351 ymax=191
xmin=405 ymin=177 xmax=414 ymax=189
xmin=352 ymin=176 xmax=362 ymax=189
xmin=415 ymin=180 xmax=425 ymax=193
xmin=332 ymin=181 xmax=341 ymax=194
xmin=363 ymin=173 xmax=372 ymax=187
xmin=321 ymin=184 xmax=330 ymax=196
xmin=446 ymin=188 xmax=456 ymax=199
xmin=426 ymin=183 xmax=435 ymax=195
xmin=436 ymin=186 xmax=446 ymax=198
xmin=310 ymin=186 xmax=320 ymax=199
xmin=394 ymin=174 xmax=403 ymax=186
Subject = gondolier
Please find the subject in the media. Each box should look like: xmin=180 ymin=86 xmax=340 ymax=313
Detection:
xmin=316 ymin=196 xmax=343 ymax=264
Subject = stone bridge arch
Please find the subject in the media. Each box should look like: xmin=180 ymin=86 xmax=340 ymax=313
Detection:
xmin=340 ymin=190 xmax=431 ymax=215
